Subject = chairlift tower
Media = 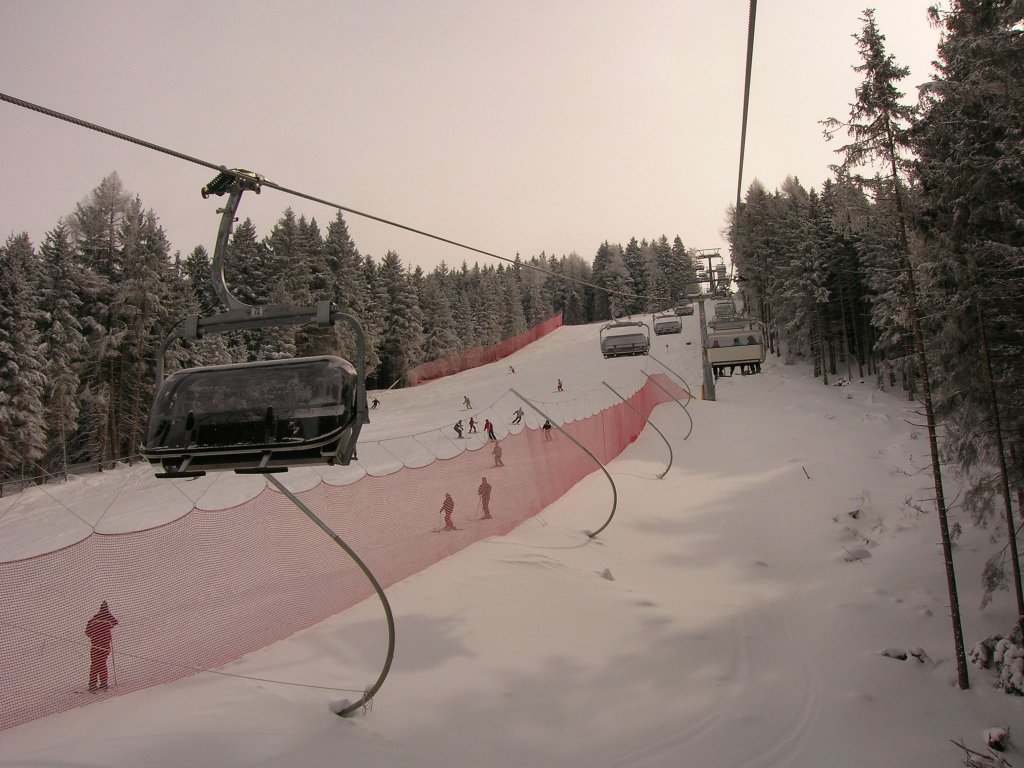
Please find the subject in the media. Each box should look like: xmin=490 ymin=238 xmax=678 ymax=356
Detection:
xmin=691 ymin=248 xmax=724 ymax=402
xmin=694 ymin=248 xmax=725 ymax=296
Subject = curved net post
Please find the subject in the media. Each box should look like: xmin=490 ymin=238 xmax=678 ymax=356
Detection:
xmin=264 ymin=475 xmax=395 ymax=718
xmin=646 ymin=354 xmax=695 ymax=399
xmin=602 ymin=382 xmax=672 ymax=479
xmin=643 ymin=369 xmax=694 ymax=441
xmin=510 ymin=389 xmax=617 ymax=539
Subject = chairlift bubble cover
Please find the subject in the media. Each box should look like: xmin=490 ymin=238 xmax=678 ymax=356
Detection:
xmin=143 ymin=355 xmax=359 ymax=472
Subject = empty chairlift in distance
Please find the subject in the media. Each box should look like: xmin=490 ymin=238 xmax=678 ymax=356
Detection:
xmin=599 ymin=319 xmax=651 ymax=358
xmin=653 ymin=311 xmax=682 ymax=335
xmin=673 ymin=299 xmax=695 ymax=316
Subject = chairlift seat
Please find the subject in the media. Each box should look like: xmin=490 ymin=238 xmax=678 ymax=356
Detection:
xmin=599 ymin=319 xmax=651 ymax=358
xmin=705 ymin=330 xmax=765 ymax=367
xmin=653 ymin=314 xmax=682 ymax=335
xmin=142 ymin=355 xmax=360 ymax=476
xmin=708 ymin=317 xmax=748 ymax=331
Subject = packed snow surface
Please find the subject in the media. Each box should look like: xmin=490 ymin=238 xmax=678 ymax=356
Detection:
xmin=1 ymin=316 xmax=1020 ymax=767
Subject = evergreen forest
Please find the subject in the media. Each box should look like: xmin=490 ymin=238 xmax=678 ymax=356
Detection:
xmin=0 ymin=166 xmax=699 ymax=486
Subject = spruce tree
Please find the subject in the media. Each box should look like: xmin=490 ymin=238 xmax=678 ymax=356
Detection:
xmin=914 ymin=0 xmax=1024 ymax=619
xmin=377 ymin=251 xmax=424 ymax=387
xmin=324 ymin=211 xmax=373 ymax=367
xmin=0 ymin=233 xmax=47 ymax=482
xmin=823 ymin=8 xmax=969 ymax=688
xmin=499 ymin=266 xmax=528 ymax=339
xmin=419 ymin=272 xmax=461 ymax=362
xmin=105 ymin=199 xmax=175 ymax=459
xmin=38 ymin=224 xmax=90 ymax=479
xmin=623 ymin=237 xmax=649 ymax=313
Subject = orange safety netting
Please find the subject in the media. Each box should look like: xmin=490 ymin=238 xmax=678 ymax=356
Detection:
xmin=405 ymin=313 xmax=563 ymax=386
xmin=0 ymin=373 xmax=688 ymax=731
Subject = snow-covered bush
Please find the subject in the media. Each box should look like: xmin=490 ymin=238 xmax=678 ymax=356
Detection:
xmin=969 ymin=620 xmax=1024 ymax=695
xmin=993 ymin=637 xmax=1023 ymax=695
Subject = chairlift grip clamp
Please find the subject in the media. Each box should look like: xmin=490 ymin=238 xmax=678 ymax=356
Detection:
xmin=201 ymin=168 xmax=265 ymax=199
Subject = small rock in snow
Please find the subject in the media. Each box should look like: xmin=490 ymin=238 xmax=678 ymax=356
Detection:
xmin=880 ymin=647 xmax=908 ymax=660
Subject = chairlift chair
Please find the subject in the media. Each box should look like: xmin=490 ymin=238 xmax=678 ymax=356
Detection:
xmin=141 ymin=170 xmax=369 ymax=478
xmin=144 ymin=355 xmax=361 ymax=476
xmin=599 ymin=319 xmax=651 ymax=358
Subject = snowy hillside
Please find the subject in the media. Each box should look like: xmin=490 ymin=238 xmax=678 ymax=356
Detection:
xmin=1 ymin=316 xmax=1021 ymax=767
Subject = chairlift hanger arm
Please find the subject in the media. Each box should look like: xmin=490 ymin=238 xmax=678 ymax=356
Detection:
xmin=202 ymin=169 xmax=265 ymax=312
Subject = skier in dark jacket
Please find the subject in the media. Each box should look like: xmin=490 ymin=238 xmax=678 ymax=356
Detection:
xmin=440 ymin=492 xmax=456 ymax=530
xmin=478 ymin=477 xmax=493 ymax=518
xmin=85 ymin=601 xmax=118 ymax=692
xmin=453 ymin=420 xmax=464 ymax=439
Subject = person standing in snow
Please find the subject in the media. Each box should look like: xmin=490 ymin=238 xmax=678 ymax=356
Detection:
xmin=492 ymin=443 xmax=504 ymax=467
xmin=556 ymin=379 xmax=563 ymax=392
xmin=453 ymin=420 xmax=464 ymax=439
xmin=477 ymin=477 xmax=493 ymax=518
xmin=85 ymin=601 xmax=118 ymax=692
xmin=463 ymin=395 xmax=472 ymax=410
xmin=440 ymin=492 xmax=456 ymax=530
xmin=542 ymin=419 xmax=554 ymax=441
xmin=511 ymin=407 xmax=524 ymax=425
xmin=371 ymin=397 xmax=380 ymax=409
xmin=484 ymin=419 xmax=496 ymax=440
xmin=468 ymin=417 xmax=478 ymax=434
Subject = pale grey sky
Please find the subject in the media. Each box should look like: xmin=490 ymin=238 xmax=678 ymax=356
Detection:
xmin=2 ymin=1 xmax=940 ymax=272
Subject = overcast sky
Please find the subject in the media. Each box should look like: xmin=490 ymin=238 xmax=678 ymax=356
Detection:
xmin=2 ymin=1 xmax=941 ymax=274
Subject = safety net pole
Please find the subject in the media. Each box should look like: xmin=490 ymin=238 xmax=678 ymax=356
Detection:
xmin=602 ymin=382 xmax=673 ymax=479
xmin=511 ymin=389 xmax=617 ymax=539
xmin=264 ymin=474 xmax=395 ymax=718
xmin=643 ymin=372 xmax=694 ymax=441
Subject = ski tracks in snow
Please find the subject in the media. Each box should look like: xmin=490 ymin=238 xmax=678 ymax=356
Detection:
xmin=603 ymin=611 xmax=820 ymax=768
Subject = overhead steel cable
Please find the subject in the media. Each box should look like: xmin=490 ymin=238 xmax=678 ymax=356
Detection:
xmin=730 ymin=0 xmax=757 ymax=283
xmin=1 ymin=90 xmax=674 ymax=305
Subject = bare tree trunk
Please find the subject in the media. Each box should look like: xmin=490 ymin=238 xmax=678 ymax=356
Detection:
xmin=889 ymin=154 xmax=969 ymax=689
xmin=974 ymin=294 xmax=1024 ymax=619
xmin=816 ymin=306 xmax=829 ymax=385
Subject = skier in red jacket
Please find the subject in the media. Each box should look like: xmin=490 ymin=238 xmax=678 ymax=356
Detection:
xmin=85 ymin=601 xmax=118 ymax=692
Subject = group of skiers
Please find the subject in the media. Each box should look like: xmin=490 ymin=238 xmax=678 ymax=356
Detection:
xmin=453 ymin=416 xmax=497 ymax=440
xmin=438 ymin=476 xmax=494 ymax=530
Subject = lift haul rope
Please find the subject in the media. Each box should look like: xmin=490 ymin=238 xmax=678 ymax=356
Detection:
xmin=730 ymin=0 xmax=757 ymax=284
xmin=0 ymin=90 xmax=675 ymax=306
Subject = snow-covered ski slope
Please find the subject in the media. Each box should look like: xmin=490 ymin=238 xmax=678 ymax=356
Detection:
xmin=1 ymin=313 xmax=1021 ymax=767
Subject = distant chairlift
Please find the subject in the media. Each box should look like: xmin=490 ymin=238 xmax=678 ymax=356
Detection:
xmin=141 ymin=170 xmax=369 ymax=478
xmin=673 ymin=299 xmax=695 ymax=316
xmin=653 ymin=311 xmax=682 ymax=335
xmin=599 ymin=319 xmax=651 ymax=358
